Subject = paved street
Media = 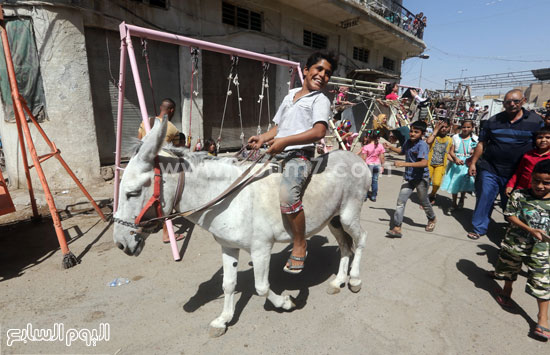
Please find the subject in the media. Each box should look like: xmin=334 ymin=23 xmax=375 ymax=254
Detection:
xmin=0 ymin=157 xmax=548 ymax=354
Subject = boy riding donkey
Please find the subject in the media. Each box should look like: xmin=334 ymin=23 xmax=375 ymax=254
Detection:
xmin=248 ymin=52 xmax=337 ymax=274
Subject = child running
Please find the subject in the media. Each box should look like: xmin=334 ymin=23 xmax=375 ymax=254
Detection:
xmin=441 ymin=119 xmax=478 ymax=211
xmin=489 ymin=159 xmax=550 ymax=341
xmin=359 ymin=129 xmax=385 ymax=202
xmin=505 ymin=128 xmax=550 ymax=196
xmin=383 ymin=121 xmax=436 ymax=237
xmin=426 ymin=120 xmax=453 ymax=205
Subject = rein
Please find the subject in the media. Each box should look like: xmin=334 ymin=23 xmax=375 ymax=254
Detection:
xmin=115 ymin=151 xmax=271 ymax=232
xmin=147 ymin=151 xmax=272 ymax=223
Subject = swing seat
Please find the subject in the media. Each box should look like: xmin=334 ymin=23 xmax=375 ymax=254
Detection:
xmin=0 ymin=169 xmax=16 ymax=216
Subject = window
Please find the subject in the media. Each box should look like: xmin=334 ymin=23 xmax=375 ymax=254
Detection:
xmin=130 ymin=0 xmax=169 ymax=9
xmin=353 ymin=47 xmax=369 ymax=63
xmin=303 ymin=30 xmax=328 ymax=49
xmin=222 ymin=2 xmax=262 ymax=32
xmin=383 ymin=57 xmax=395 ymax=71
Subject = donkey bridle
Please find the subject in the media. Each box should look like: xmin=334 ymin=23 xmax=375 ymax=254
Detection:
xmin=114 ymin=151 xmax=270 ymax=233
xmin=114 ymin=156 xmax=184 ymax=234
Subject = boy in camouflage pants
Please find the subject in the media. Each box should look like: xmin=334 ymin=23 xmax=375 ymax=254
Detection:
xmin=491 ymin=159 xmax=550 ymax=341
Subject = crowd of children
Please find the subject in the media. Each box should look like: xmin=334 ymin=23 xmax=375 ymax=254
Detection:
xmin=374 ymin=115 xmax=550 ymax=341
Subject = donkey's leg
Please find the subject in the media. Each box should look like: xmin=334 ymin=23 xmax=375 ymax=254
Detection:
xmin=209 ymin=246 xmax=239 ymax=337
xmin=251 ymin=245 xmax=294 ymax=310
xmin=327 ymin=216 xmax=352 ymax=295
xmin=340 ymin=211 xmax=368 ymax=293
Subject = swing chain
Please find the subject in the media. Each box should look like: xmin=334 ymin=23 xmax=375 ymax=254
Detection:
xmin=191 ymin=48 xmax=199 ymax=75
xmin=218 ymin=56 xmax=245 ymax=151
xmin=257 ymin=62 xmax=271 ymax=135
xmin=140 ymin=38 xmax=157 ymax=116
xmin=141 ymin=38 xmax=148 ymax=57
xmin=191 ymin=48 xmax=200 ymax=97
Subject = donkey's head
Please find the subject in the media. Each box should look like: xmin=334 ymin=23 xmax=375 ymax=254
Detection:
xmin=113 ymin=118 xmax=167 ymax=256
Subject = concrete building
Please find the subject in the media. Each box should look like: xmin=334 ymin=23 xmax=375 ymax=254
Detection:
xmin=0 ymin=0 xmax=425 ymax=189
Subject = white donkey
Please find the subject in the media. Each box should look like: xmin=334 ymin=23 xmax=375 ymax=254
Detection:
xmin=113 ymin=118 xmax=371 ymax=337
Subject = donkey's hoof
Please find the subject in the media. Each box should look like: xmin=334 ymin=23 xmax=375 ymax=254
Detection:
xmin=208 ymin=325 xmax=227 ymax=338
xmin=348 ymin=279 xmax=362 ymax=293
xmin=326 ymin=285 xmax=341 ymax=295
xmin=282 ymin=295 xmax=295 ymax=310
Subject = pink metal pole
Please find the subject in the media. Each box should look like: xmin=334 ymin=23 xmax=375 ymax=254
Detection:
xmin=115 ymin=22 xmax=306 ymax=262
xmin=125 ymin=27 xmax=180 ymax=261
xmin=124 ymin=24 xmax=302 ymax=71
xmin=113 ymin=25 xmax=128 ymax=213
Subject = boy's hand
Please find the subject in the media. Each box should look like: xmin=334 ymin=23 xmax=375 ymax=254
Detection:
xmin=394 ymin=161 xmax=405 ymax=167
xmin=247 ymin=135 xmax=264 ymax=150
xmin=454 ymin=157 xmax=464 ymax=165
xmin=505 ymin=186 xmax=513 ymax=196
xmin=528 ymin=228 xmax=547 ymax=241
xmin=266 ymin=138 xmax=287 ymax=155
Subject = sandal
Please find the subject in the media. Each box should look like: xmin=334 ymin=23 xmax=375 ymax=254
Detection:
xmin=458 ymin=198 xmax=465 ymax=209
xmin=467 ymin=232 xmax=483 ymax=240
xmin=495 ymin=292 xmax=514 ymax=309
xmin=163 ymin=233 xmax=185 ymax=244
xmin=283 ymin=250 xmax=308 ymax=274
xmin=534 ymin=324 xmax=550 ymax=341
xmin=425 ymin=219 xmax=436 ymax=232
xmin=283 ymin=254 xmax=306 ymax=274
xmin=386 ymin=229 xmax=403 ymax=238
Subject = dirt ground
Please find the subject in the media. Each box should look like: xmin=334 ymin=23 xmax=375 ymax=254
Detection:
xmin=1 ymin=160 xmax=549 ymax=354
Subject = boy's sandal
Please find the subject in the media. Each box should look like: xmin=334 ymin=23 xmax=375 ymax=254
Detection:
xmin=163 ymin=234 xmax=185 ymax=244
xmin=495 ymin=293 xmax=515 ymax=309
xmin=425 ymin=219 xmax=436 ymax=232
xmin=386 ymin=230 xmax=403 ymax=238
xmin=534 ymin=324 xmax=550 ymax=341
xmin=283 ymin=252 xmax=308 ymax=275
xmin=467 ymin=232 xmax=482 ymax=240
xmin=457 ymin=199 xmax=465 ymax=209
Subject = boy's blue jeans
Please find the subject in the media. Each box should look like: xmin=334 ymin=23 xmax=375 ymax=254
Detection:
xmin=393 ymin=178 xmax=435 ymax=227
xmin=367 ymin=164 xmax=381 ymax=199
xmin=472 ymin=168 xmax=509 ymax=235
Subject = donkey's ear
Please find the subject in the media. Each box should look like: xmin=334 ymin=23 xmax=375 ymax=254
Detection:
xmin=137 ymin=117 xmax=167 ymax=164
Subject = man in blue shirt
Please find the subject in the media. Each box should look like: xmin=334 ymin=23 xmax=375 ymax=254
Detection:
xmin=467 ymin=89 xmax=543 ymax=239
xmin=384 ymin=121 xmax=436 ymax=237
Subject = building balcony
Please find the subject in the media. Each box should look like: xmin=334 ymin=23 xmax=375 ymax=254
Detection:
xmin=277 ymin=0 xmax=426 ymax=57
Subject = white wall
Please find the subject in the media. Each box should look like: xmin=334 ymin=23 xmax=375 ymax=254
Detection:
xmin=0 ymin=5 xmax=101 ymax=189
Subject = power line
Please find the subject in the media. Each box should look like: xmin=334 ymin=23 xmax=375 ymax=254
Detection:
xmin=430 ymin=46 xmax=550 ymax=63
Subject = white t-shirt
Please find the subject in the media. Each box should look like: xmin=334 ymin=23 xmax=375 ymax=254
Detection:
xmin=273 ymin=87 xmax=331 ymax=151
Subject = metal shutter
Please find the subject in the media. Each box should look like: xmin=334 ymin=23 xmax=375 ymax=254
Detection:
xmin=84 ymin=27 xmax=181 ymax=165
xmin=202 ymin=51 xmax=276 ymax=150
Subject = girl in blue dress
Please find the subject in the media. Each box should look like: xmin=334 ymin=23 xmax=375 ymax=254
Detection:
xmin=441 ymin=120 xmax=478 ymax=211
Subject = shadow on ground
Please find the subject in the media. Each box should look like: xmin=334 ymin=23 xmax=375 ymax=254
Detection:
xmin=456 ymin=258 xmax=543 ymax=341
xmin=0 ymin=199 xmax=112 ymax=282
xmin=183 ymin=235 xmax=342 ymax=326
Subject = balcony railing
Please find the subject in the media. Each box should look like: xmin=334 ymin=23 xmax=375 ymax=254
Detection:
xmin=354 ymin=0 xmax=425 ymax=40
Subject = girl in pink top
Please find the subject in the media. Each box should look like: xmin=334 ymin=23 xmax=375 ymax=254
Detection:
xmin=359 ymin=130 xmax=385 ymax=202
